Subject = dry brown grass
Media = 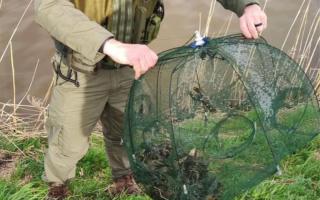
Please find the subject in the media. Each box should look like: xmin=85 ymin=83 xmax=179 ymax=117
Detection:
xmin=0 ymin=0 xmax=50 ymax=143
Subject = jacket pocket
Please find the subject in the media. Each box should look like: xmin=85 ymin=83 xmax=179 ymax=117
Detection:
xmin=132 ymin=0 xmax=164 ymax=44
xmin=71 ymin=51 xmax=97 ymax=74
xmin=144 ymin=14 xmax=162 ymax=43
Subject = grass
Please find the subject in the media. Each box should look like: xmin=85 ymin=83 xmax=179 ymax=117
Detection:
xmin=237 ymin=135 xmax=320 ymax=200
xmin=8 ymin=106 xmax=318 ymax=200
xmin=1 ymin=131 xmax=320 ymax=199
xmin=0 ymin=134 xmax=152 ymax=200
xmin=165 ymin=103 xmax=319 ymax=199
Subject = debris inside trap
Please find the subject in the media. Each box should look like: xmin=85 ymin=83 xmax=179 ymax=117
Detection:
xmin=0 ymin=150 xmax=19 ymax=178
xmin=137 ymin=144 xmax=222 ymax=200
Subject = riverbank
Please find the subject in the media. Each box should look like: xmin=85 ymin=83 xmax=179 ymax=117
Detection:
xmin=1 ymin=132 xmax=320 ymax=199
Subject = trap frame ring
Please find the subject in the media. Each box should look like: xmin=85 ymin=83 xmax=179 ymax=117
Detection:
xmin=202 ymin=113 xmax=256 ymax=159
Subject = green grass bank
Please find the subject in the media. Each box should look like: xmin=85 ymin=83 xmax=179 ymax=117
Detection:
xmin=0 ymin=132 xmax=319 ymax=200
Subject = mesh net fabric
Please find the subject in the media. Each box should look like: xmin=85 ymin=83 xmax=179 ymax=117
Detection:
xmin=124 ymin=34 xmax=320 ymax=200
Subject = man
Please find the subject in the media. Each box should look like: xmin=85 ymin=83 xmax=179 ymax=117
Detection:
xmin=34 ymin=0 xmax=267 ymax=199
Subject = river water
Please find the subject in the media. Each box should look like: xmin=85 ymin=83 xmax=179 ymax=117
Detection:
xmin=0 ymin=0 xmax=319 ymax=101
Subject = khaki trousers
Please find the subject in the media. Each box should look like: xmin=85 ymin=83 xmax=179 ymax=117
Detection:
xmin=44 ymin=64 xmax=134 ymax=184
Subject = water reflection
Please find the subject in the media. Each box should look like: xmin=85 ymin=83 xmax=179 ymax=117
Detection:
xmin=0 ymin=0 xmax=319 ymax=101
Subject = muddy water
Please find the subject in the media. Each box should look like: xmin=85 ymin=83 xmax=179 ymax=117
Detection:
xmin=0 ymin=0 xmax=319 ymax=101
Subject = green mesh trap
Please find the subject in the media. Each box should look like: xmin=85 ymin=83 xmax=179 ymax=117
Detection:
xmin=124 ymin=34 xmax=320 ymax=200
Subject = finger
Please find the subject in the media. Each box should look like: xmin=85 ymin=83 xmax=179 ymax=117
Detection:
xmin=134 ymin=70 xmax=141 ymax=80
xmin=150 ymin=51 xmax=158 ymax=67
xmin=255 ymin=16 xmax=266 ymax=33
xmin=240 ymin=18 xmax=252 ymax=39
xmin=256 ymin=24 xmax=264 ymax=33
xmin=133 ymin=62 xmax=142 ymax=80
xmin=139 ymin=57 xmax=148 ymax=76
xmin=247 ymin=18 xmax=259 ymax=39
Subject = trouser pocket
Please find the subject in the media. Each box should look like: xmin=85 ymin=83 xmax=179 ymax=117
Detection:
xmin=45 ymin=106 xmax=63 ymax=149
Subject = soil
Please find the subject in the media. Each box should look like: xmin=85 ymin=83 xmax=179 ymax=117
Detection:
xmin=0 ymin=150 xmax=19 ymax=179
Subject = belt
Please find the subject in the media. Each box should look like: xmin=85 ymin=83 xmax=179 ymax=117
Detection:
xmin=54 ymin=40 xmax=127 ymax=70
xmin=97 ymin=58 xmax=128 ymax=70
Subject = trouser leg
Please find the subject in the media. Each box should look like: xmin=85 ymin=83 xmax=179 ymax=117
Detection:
xmin=44 ymin=67 xmax=111 ymax=184
xmin=100 ymin=67 xmax=134 ymax=179
xmin=101 ymin=104 xmax=131 ymax=179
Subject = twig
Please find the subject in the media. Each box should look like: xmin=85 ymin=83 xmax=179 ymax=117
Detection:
xmin=281 ymin=0 xmax=306 ymax=51
xmin=2 ymin=134 xmax=27 ymax=157
xmin=0 ymin=101 xmax=9 ymax=118
xmin=300 ymin=9 xmax=320 ymax=63
xmin=18 ymin=59 xmax=40 ymax=107
xmin=262 ymin=0 xmax=269 ymax=10
xmin=302 ymin=15 xmax=320 ymax=65
xmin=0 ymin=0 xmax=3 ymax=10
xmin=0 ymin=0 xmax=34 ymax=64
xmin=304 ymin=33 xmax=320 ymax=73
xmin=0 ymin=159 xmax=15 ymax=163
xmin=0 ymin=102 xmax=43 ymax=108
xmin=9 ymin=41 xmax=17 ymax=127
xmin=0 ymin=149 xmax=21 ymax=156
xmin=31 ymin=78 xmax=54 ymax=132
xmin=205 ymin=0 xmax=217 ymax=37
xmin=5 ymin=59 xmax=40 ymax=122
xmin=223 ymin=13 xmax=234 ymax=36
xmin=154 ymin=186 xmax=170 ymax=200
xmin=199 ymin=12 xmax=202 ymax=35
xmin=286 ymin=0 xmax=312 ymax=87
xmin=292 ymin=0 xmax=310 ymax=60
xmin=216 ymin=13 xmax=233 ymax=37
xmin=297 ymin=0 xmax=311 ymax=60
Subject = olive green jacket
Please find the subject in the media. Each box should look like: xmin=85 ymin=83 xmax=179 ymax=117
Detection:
xmin=34 ymin=0 xmax=259 ymax=65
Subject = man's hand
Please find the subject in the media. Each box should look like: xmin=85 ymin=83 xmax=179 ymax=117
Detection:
xmin=239 ymin=4 xmax=267 ymax=39
xmin=103 ymin=39 xmax=158 ymax=79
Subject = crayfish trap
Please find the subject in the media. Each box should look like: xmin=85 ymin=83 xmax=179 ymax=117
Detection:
xmin=124 ymin=34 xmax=320 ymax=200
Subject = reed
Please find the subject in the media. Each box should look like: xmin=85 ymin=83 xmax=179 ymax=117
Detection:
xmin=0 ymin=0 xmax=33 ymax=64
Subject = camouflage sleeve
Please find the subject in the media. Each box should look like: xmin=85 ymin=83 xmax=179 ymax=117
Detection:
xmin=217 ymin=0 xmax=260 ymax=17
xmin=34 ymin=0 xmax=113 ymax=64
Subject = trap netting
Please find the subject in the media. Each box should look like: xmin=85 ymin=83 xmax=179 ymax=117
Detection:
xmin=124 ymin=34 xmax=320 ymax=200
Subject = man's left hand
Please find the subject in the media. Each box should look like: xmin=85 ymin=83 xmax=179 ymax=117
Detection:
xmin=239 ymin=4 xmax=267 ymax=39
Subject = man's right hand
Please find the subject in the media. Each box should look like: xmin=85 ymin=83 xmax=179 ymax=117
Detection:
xmin=103 ymin=39 xmax=158 ymax=80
